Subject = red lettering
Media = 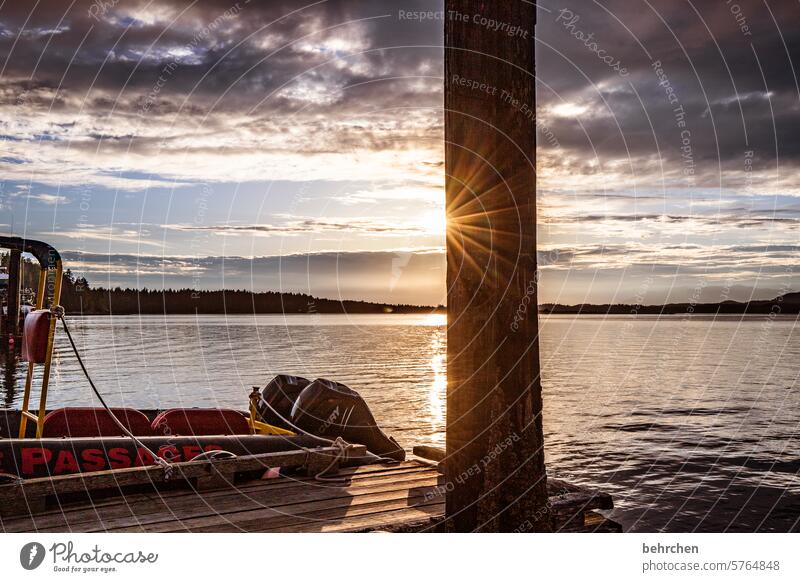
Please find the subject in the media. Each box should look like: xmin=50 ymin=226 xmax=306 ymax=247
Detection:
xmin=53 ymin=450 xmax=79 ymax=475
xmin=158 ymin=445 xmax=180 ymax=462
xmin=135 ymin=447 xmax=155 ymax=466
xmin=21 ymin=447 xmax=52 ymax=475
xmin=108 ymin=447 xmax=132 ymax=469
xmin=80 ymin=448 xmax=106 ymax=472
xmin=182 ymin=445 xmax=202 ymax=461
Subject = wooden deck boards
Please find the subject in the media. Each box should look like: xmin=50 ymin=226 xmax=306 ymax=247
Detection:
xmin=0 ymin=460 xmax=619 ymax=533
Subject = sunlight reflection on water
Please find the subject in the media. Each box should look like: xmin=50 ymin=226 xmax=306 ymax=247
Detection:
xmin=3 ymin=313 xmax=798 ymax=532
xmin=427 ymin=329 xmax=446 ymax=444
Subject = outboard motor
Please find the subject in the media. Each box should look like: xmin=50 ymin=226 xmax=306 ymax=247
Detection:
xmin=291 ymin=379 xmax=405 ymax=462
xmin=258 ymin=375 xmax=311 ymax=430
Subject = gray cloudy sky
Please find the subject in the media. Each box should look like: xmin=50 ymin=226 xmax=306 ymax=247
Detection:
xmin=0 ymin=0 xmax=797 ymax=305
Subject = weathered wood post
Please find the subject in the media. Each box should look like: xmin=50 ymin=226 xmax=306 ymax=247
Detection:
xmin=6 ymin=248 xmax=22 ymax=337
xmin=444 ymin=1 xmax=549 ymax=531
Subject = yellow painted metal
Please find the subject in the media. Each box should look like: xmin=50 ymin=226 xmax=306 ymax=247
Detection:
xmin=35 ymin=267 xmax=47 ymax=310
xmin=248 ymin=418 xmax=295 ymax=436
xmin=247 ymin=386 xmax=295 ymax=435
xmin=17 ymin=372 xmax=35 ymax=439
xmin=35 ymin=263 xmax=62 ymax=437
xmin=17 ymin=267 xmax=46 ymax=438
xmin=17 ymin=261 xmax=63 ymax=439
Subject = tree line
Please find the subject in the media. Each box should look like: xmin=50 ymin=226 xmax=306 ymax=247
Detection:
xmin=0 ymin=253 xmax=441 ymax=314
xmin=55 ymin=270 xmax=441 ymax=315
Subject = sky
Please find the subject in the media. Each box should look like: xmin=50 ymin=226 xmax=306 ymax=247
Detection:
xmin=0 ymin=0 xmax=797 ymax=306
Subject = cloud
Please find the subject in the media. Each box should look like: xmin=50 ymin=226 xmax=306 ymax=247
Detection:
xmin=1 ymin=0 xmax=798 ymax=304
xmin=62 ymin=248 xmax=447 ymax=305
xmin=58 ymin=240 xmax=800 ymax=306
xmin=164 ymin=216 xmax=430 ymax=237
xmin=25 ymin=193 xmax=69 ymax=205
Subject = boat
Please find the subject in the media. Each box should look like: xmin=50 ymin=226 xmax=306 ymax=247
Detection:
xmin=0 ymin=237 xmax=618 ymax=533
xmin=0 ymin=236 xmax=405 ymax=482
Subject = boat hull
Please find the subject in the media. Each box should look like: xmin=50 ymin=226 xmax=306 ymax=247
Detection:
xmin=0 ymin=434 xmax=330 ymax=479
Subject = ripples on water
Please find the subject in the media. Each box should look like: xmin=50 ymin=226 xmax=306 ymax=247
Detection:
xmin=1 ymin=313 xmax=798 ymax=532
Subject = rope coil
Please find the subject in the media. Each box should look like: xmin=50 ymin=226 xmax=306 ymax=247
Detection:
xmin=313 ymin=436 xmax=355 ymax=482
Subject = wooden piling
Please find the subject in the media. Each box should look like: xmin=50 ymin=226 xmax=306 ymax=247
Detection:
xmin=444 ymin=1 xmax=549 ymax=531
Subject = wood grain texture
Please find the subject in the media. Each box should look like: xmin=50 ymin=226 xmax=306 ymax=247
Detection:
xmin=1 ymin=461 xmax=618 ymax=533
xmin=445 ymin=0 xmax=548 ymax=532
xmin=0 ymin=445 xmax=366 ymax=517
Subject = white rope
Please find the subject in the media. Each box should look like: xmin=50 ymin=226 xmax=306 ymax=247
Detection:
xmin=188 ymin=450 xmax=237 ymax=462
xmin=313 ymin=436 xmax=355 ymax=482
xmin=256 ymin=393 xmax=394 ymax=466
xmin=0 ymin=472 xmax=23 ymax=485
xmin=55 ymin=308 xmax=175 ymax=479
xmin=57 ymin=307 xmax=363 ymax=483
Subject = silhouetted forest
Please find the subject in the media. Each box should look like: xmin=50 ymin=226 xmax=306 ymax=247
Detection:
xmin=541 ymin=293 xmax=800 ymax=315
xmin=0 ymin=253 xmax=442 ymax=314
xmin=54 ymin=271 xmax=443 ymax=315
xmin=8 ymin=254 xmax=798 ymax=316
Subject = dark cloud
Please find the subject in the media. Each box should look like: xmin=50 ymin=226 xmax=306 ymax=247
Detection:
xmin=2 ymin=0 xmax=799 ymax=304
xmin=1 ymin=0 xmax=795 ymax=176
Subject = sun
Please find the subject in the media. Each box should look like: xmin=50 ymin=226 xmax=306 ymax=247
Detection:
xmin=418 ymin=210 xmax=447 ymax=237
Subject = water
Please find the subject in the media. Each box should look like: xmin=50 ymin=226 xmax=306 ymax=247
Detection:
xmin=2 ymin=313 xmax=798 ymax=532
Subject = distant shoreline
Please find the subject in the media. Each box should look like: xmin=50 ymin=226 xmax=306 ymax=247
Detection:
xmin=49 ymin=276 xmax=800 ymax=316
xmin=57 ymin=282 xmax=445 ymax=316
xmin=541 ymin=292 xmax=800 ymax=315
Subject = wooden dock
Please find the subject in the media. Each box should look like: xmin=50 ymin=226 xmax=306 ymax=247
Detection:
xmin=0 ymin=455 xmax=619 ymax=533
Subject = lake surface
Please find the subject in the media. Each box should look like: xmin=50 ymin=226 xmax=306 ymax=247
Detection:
xmin=2 ymin=313 xmax=798 ymax=532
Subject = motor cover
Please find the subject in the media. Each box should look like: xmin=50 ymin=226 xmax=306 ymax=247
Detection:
xmin=291 ymin=378 xmax=405 ymax=461
xmin=258 ymin=375 xmax=311 ymax=430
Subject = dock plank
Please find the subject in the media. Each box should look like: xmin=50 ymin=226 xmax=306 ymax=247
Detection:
xmin=3 ymin=467 xmax=438 ymax=532
xmin=0 ymin=461 xmax=619 ymax=533
xmin=40 ymin=474 xmax=441 ymax=533
xmin=12 ymin=461 xmax=421 ymax=523
xmin=107 ymin=482 xmax=442 ymax=533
